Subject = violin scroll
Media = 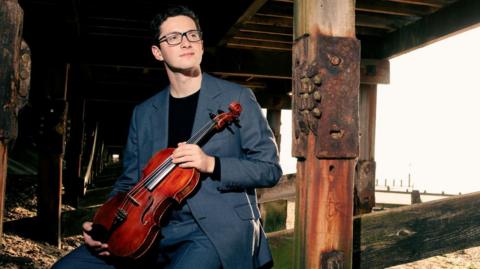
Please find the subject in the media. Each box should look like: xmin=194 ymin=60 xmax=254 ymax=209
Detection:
xmin=213 ymin=102 xmax=242 ymax=130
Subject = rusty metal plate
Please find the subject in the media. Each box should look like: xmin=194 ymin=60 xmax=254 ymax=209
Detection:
xmin=292 ymin=34 xmax=360 ymax=159
xmin=292 ymin=34 xmax=309 ymax=158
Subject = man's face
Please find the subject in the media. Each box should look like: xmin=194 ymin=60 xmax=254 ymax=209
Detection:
xmin=152 ymin=15 xmax=203 ymax=72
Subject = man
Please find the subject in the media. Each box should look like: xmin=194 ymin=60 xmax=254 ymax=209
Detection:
xmin=53 ymin=5 xmax=282 ymax=269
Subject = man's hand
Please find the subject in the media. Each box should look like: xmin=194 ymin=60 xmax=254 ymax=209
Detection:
xmin=172 ymin=142 xmax=215 ymax=173
xmin=82 ymin=221 xmax=110 ymax=256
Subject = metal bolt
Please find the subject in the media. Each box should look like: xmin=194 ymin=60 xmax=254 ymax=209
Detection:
xmin=300 ymin=77 xmax=310 ymax=93
xmin=312 ymin=74 xmax=322 ymax=85
xmin=330 ymin=55 xmax=341 ymax=66
xmin=312 ymin=108 xmax=322 ymax=118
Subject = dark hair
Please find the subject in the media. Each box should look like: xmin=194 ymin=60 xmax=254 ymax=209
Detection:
xmin=150 ymin=6 xmax=201 ymax=45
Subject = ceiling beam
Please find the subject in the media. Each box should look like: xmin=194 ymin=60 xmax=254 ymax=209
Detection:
xmin=218 ymin=0 xmax=270 ymax=46
xmin=356 ymin=0 xmax=437 ymax=16
xmin=385 ymin=0 xmax=455 ymax=8
xmin=203 ymin=47 xmax=291 ymax=79
xmin=380 ymin=0 xmax=480 ymax=58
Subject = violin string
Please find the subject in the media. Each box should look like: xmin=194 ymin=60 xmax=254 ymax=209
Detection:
xmin=143 ymin=120 xmax=216 ymax=187
xmin=127 ymin=119 xmax=216 ymax=195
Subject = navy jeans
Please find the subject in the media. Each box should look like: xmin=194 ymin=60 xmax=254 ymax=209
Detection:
xmin=52 ymin=219 xmax=222 ymax=269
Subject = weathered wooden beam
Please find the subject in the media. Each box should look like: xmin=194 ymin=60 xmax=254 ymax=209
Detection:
xmin=356 ymin=0 xmax=437 ymax=16
xmin=353 ymin=191 xmax=480 ymax=268
xmin=36 ymin=63 xmax=69 ymax=247
xmin=203 ymin=48 xmax=292 ymax=79
xmin=358 ymin=84 xmax=377 ymax=161
xmin=241 ymin=24 xmax=293 ymax=36
xmin=0 ymin=0 xmax=25 ymax=241
xmin=386 ymin=0 xmax=455 ymax=8
xmin=354 ymin=84 xmax=377 ymax=215
xmin=258 ymin=174 xmax=296 ymax=204
xmin=360 ymin=59 xmax=390 ymax=85
xmin=356 ymin=12 xmax=419 ymax=31
xmin=206 ymin=48 xmax=389 ymax=85
xmin=255 ymin=91 xmax=292 ymax=110
xmin=268 ymin=191 xmax=480 ymax=268
xmin=293 ymin=1 xmax=358 ymax=268
xmin=257 ymin=1 xmax=293 ymax=19
xmin=248 ymin=14 xmax=293 ymax=28
xmin=0 ymin=143 xmax=7 ymax=240
xmin=217 ymin=0 xmax=270 ymax=47
xmin=381 ymin=0 xmax=480 ymax=58
xmin=233 ymin=31 xmax=292 ymax=44
xmin=227 ymin=39 xmax=292 ymax=51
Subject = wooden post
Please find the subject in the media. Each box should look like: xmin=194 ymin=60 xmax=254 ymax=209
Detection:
xmin=0 ymin=0 xmax=25 ymax=240
xmin=293 ymin=0 xmax=358 ymax=268
xmin=355 ymin=59 xmax=388 ymax=215
xmin=64 ymin=67 xmax=85 ymax=207
xmin=354 ymin=84 xmax=377 ymax=215
xmin=37 ymin=64 xmax=69 ymax=247
xmin=0 ymin=143 xmax=7 ymax=239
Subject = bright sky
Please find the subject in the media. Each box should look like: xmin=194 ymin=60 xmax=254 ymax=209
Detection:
xmin=376 ymin=25 xmax=480 ymax=194
xmin=277 ymin=25 xmax=480 ymax=195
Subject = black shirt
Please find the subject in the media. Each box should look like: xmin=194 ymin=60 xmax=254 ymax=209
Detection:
xmin=168 ymin=90 xmax=200 ymax=147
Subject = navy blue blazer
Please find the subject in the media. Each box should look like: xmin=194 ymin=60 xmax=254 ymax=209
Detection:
xmin=111 ymin=73 xmax=283 ymax=268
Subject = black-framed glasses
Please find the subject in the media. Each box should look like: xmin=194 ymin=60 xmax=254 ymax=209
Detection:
xmin=159 ymin=30 xmax=203 ymax=45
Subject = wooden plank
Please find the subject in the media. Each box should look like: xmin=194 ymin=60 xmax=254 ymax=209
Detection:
xmin=381 ymin=0 xmax=480 ymax=58
xmin=356 ymin=12 xmax=419 ymax=31
xmin=203 ymin=48 xmax=292 ymax=79
xmin=258 ymin=174 xmax=296 ymax=204
xmin=353 ymin=191 xmax=480 ymax=268
xmin=227 ymin=39 xmax=292 ymax=51
xmin=386 ymin=0 xmax=456 ymax=8
xmin=358 ymin=84 xmax=378 ymax=161
xmin=354 ymin=84 xmax=378 ymax=215
xmin=217 ymin=0 xmax=270 ymax=46
xmin=241 ymin=24 xmax=293 ymax=36
xmin=248 ymin=15 xmax=293 ymax=28
xmin=208 ymin=47 xmax=388 ymax=86
xmin=258 ymin=1 xmax=293 ymax=18
xmin=268 ymin=191 xmax=480 ymax=268
xmin=356 ymin=0 xmax=437 ymax=16
xmin=356 ymin=26 xmax=389 ymax=37
xmin=233 ymin=31 xmax=292 ymax=44
xmin=360 ymin=59 xmax=390 ymax=85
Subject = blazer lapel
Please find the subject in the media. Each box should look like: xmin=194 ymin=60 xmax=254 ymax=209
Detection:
xmin=151 ymin=87 xmax=169 ymax=152
xmin=191 ymin=73 xmax=224 ymax=138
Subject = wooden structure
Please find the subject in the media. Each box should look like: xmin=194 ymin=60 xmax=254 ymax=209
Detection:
xmin=292 ymin=1 xmax=358 ymax=268
xmin=263 ymin=175 xmax=480 ymax=268
xmin=0 ymin=0 xmax=30 ymax=241
xmin=1 ymin=0 xmax=480 ymax=267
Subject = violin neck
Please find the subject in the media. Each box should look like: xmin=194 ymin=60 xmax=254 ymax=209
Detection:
xmin=186 ymin=119 xmax=217 ymax=145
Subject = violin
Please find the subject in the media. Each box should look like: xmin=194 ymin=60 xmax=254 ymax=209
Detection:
xmin=91 ymin=102 xmax=242 ymax=259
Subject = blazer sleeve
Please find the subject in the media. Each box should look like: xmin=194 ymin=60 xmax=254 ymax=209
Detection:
xmin=218 ymin=88 xmax=283 ymax=190
xmin=109 ymin=107 xmax=141 ymax=197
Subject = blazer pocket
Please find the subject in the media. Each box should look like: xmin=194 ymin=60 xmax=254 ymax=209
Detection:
xmin=234 ymin=203 xmax=255 ymax=220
